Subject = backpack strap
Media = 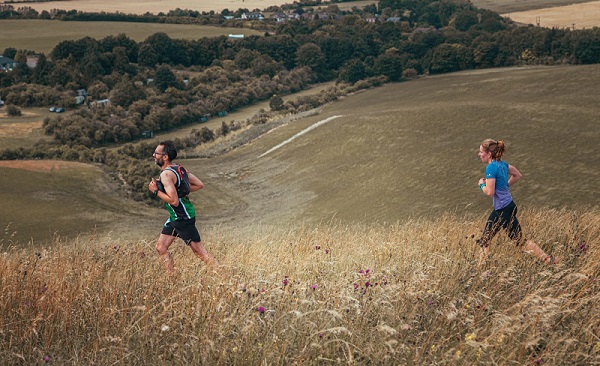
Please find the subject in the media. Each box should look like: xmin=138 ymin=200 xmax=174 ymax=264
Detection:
xmin=165 ymin=165 xmax=181 ymax=188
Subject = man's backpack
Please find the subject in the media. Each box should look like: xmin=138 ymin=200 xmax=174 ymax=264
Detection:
xmin=165 ymin=165 xmax=191 ymax=197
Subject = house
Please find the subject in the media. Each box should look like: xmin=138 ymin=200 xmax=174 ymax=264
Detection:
xmin=241 ymin=12 xmax=264 ymax=20
xmin=271 ymin=12 xmax=287 ymax=22
xmin=228 ymin=34 xmax=245 ymax=39
xmin=91 ymin=99 xmax=110 ymax=108
xmin=386 ymin=17 xmax=401 ymax=23
xmin=0 ymin=56 xmax=17 ymax=71
xmin=366 ymin=17 xmax=378 ymax=23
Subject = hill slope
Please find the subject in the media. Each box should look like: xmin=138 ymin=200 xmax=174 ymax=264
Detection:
xmin=188 ymin=65 xmax=600 ymax=228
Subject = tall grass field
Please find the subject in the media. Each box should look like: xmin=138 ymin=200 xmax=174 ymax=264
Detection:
xmin=1 ymin=209 xmax=598 ymax=364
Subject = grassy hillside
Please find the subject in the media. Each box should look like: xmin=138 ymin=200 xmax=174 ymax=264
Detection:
xmin=187 ymin=65 xmax=600 ymax=227
xmin=0 ymin=19 xmax=262 ymax=55
xmin=1 ymin=65 xmax=599 ymax=244
xmin=0 ymin=160 xmax=162 ymax=245
xmin=0 ymin=209 xmax=597 ymax=364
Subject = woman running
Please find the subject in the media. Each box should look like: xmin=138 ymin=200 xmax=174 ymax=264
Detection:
xmin=476 ymin=139 xmax=557 ymax=267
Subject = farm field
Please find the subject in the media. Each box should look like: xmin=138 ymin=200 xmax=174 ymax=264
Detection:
xmin=2 ymin=0 xmax=596 ymax=16
xmin=0 ymin=0 xmax=291 ymax=15
xmin=503 ymin=0 xmax=600 ymax=29
xmin=0 ymin=19 xmax=262 ymax=55
xmin=471 ymin=0 xmax=596 ymax=14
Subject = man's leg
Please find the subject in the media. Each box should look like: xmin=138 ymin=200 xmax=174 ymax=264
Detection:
xmin=189 ymin=240 xmax=219 ymax=267
xmin=156 ymin=234 xmax=177 ymax=273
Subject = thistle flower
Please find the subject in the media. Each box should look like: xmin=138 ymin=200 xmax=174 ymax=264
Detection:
xmin=325 ymin=249 xmax=330 ymax=254
xmin=311 ymin=284 xmax=317 ymax=290
xmin=282 ymin=278 xmax=289 ymax=286
xmin=44 ymin=356 xmax=50 ymax=363
xmin=315 ymin=245 xmax=320 ymax=250
xmin=257 ymin=306 xmax=265 ymax=313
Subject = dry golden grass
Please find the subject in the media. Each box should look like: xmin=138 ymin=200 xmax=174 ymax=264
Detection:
xmin=504 ymin=0 xmax=600 ymax=29
xmin=1 ymin=208 xmax=598 ymax=364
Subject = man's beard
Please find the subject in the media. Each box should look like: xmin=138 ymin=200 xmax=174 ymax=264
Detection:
xmin=155 ymin=158 xmax=163 ymax=167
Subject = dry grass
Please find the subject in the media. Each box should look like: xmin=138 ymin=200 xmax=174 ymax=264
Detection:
xmin=471 ymin=0 xmax=596 ymax=14
xmin=503 ymin=0 xmax=600 ymax=29
xmin=0 ymin=19 xmax=263 ymax=55
xmin=0 ymin=208 xmax=598 ymax=364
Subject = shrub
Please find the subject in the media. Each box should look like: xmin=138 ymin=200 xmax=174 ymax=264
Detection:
xmin=5 ymin=104 xmax=21 ymax=116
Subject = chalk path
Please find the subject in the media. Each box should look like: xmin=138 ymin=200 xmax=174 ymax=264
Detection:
xmin=259 ymin=115 xmax=342 ymax=158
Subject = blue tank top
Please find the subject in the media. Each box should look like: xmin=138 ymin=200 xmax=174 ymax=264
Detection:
xmin=485 ymin=160 xmax=513 ymax=210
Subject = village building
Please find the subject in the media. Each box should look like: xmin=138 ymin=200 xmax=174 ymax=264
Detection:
xmin=0 ymin=56 xmax=17 ymax=71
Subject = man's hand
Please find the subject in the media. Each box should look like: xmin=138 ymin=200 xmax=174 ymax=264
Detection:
xmin=149 ymin=178 xmax=159 ymax=194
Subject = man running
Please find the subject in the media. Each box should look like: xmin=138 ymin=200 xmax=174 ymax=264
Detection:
xmin=148 ymin=140 xmax=219 ymax=273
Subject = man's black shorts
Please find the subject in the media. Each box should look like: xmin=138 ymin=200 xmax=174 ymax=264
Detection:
xmin=161 ymin=218 xmax=201 ymax=245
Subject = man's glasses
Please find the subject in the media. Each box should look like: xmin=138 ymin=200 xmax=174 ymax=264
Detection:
xmin=153 ymin=151 xmax=166 ymax=156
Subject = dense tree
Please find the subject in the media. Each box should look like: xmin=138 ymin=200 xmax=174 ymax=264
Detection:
xmin=109 ymin=78 xmax=146 ymax=107
xmin=295 ymin=43 xmax=326 ymax=73
xmin=338 ymin=59 xmax=366 ymax=83
xmin=32 ymin=54 xmax=52 ymax=85
xmin=269 ymin=94 xmax=284 ymax=111
xmin=154 ymin=65 xmax=179 ymax=92
xmin=374 ymin=51 xmax=403 ymax=81
xmin=2 ymin=47 xmax=17 ymax=59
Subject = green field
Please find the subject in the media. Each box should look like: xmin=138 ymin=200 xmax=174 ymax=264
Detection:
xmin=0 ymin=19 xmax=262 ymax=55
xmin=1 ymin=65 xmax=599 ymax=245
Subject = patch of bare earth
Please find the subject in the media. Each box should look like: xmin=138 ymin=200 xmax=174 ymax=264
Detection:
xmin=0 ymin=160 xmax=98 ymax=172
xmin=0 ymin=121 xmax=42 ymax=137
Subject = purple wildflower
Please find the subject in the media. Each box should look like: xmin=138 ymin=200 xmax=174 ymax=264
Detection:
xmin=315 ymin=245 xmax=320 ymax=250
xmin=44 ymin=356 xmax=50 ymax=362
xmin=257 ymin=306 xmax=265 ymax=313
xmin=311 ymin=284 xmax=317 ymax=290
xmin=353 ymin=283 xmax=359 ymax=289
xmin=325 ymin=249 xmax=330 ymax=254
xmin=282 ymin=278 xmax=289 ymax=286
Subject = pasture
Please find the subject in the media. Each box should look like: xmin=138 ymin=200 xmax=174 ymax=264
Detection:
xmin=0 ymin=107 xmax=53 ymax=149
xmin=0 ymin=19 xmax=262 ymax=55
